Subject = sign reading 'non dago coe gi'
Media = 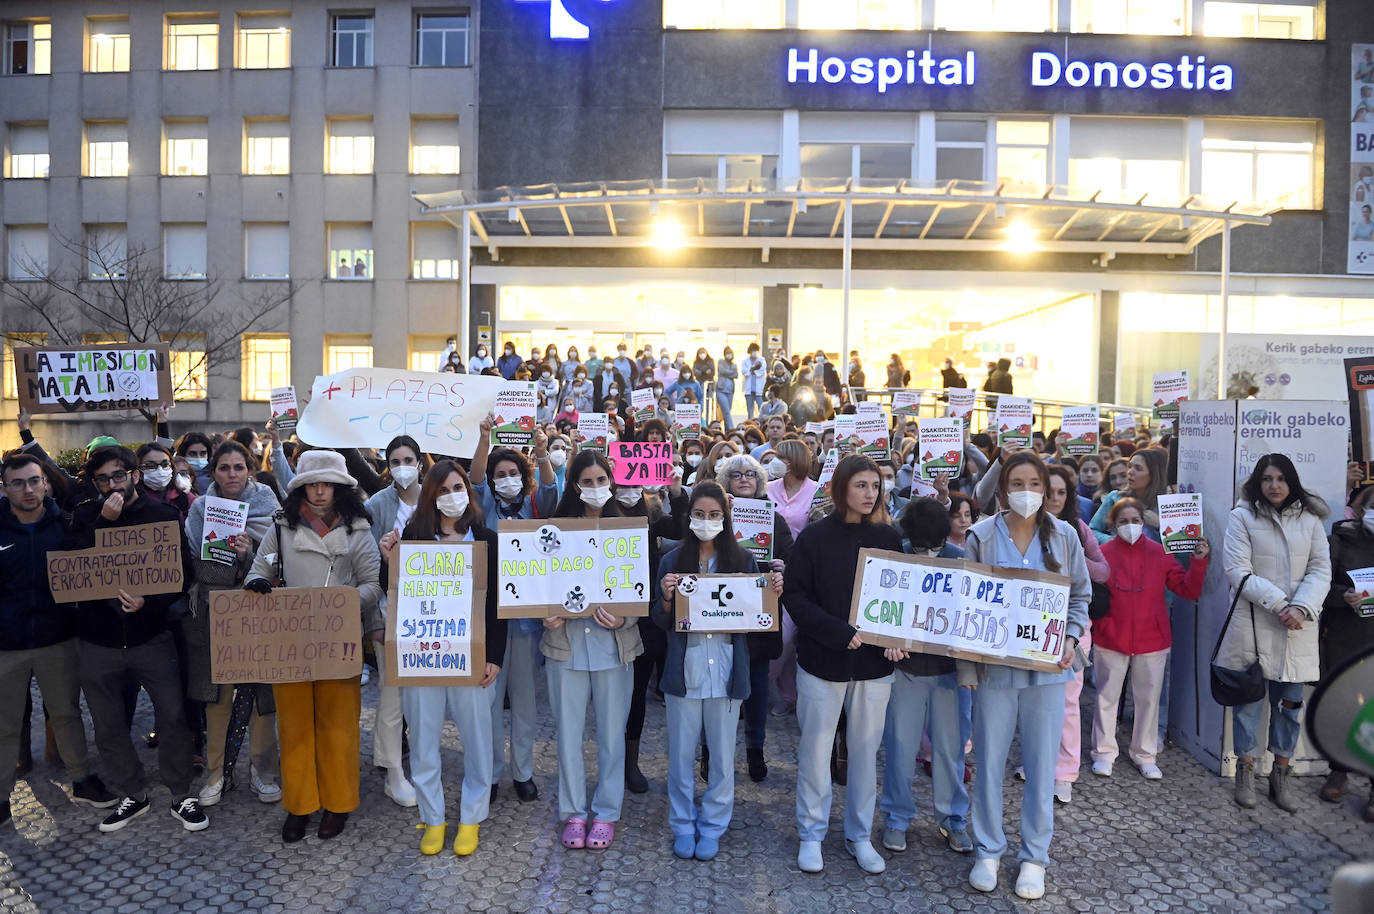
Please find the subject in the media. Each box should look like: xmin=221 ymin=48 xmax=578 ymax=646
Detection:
xmin=17 ymin=344 xmax=173 ymax=414
xmin=849 ymin=549 xmax=1071 ymax=673
xmin=209 ymin=586 xmax=363 ymax=684
xmin=497 ymin=517 xmax=650 ymax=619
xmin=46 ymin=521 xmax=185 ymax=602
xmin=386 ymin=542 xmax=487 ymax=687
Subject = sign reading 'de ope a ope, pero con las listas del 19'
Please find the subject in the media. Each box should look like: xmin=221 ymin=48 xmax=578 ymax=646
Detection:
xmin=785 ymin=47 xmax=1233 ymax=93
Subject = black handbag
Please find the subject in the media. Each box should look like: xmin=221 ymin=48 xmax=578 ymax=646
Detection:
xmin=1210 ymin=573 xmax=1267 ymax=707
xmin=1088 ymin=581 xmax=1111 ymax=620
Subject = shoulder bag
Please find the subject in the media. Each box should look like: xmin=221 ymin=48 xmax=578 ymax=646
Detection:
xmin=1209 ymin=572 xmax=1266 ymax=706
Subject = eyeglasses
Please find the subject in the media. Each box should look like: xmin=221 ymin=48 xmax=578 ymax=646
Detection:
xmin=727 ymin=471 xmax=752 ymax=480
xmin=3 ymin=476 xmax=44 ymax=491
xmin=140 ymin=461 xmax=172 ymax=471
xmin=690 ymin=511 xmax=725 ymax=522
xmin=93 ymin=471 xmax=130 ymax=487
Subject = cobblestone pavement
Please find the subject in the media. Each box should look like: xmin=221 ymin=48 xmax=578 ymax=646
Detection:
xmin=2 ymin=674 xmax=1366 ymax=914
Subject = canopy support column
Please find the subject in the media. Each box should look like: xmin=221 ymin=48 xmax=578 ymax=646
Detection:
xmin=461 ymin=213 xmax=473 ymax=363
xmin=842 ymin=197 xmax=853 ymax=379
xmin=1217 ymin=220 xmax=1231 ymax=400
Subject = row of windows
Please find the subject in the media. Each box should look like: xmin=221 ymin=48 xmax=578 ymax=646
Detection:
xmin=663 ymin=112 xmax=1318 ymax=209
xmin=2 ymin=10 xmax=469 ymax=75
xmin=663 ymin=0 xmax=1317 ymax=39
xmin=0 ymin=118 xmax=461 ymax=179
xmin=3 ymin=222 xmax=464 ymax=283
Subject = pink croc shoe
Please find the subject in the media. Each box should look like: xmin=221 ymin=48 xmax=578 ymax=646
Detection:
xmin=561 ymin=818 xmax=587 ymax=849
xmin=586 ymin=819 xmax=615 ymax=850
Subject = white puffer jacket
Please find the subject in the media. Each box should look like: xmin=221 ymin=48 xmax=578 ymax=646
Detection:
xmin=1219 ymin=498 xmax=1331 ymax=683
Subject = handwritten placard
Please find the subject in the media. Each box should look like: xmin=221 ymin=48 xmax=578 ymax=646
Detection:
xmin=731 ymin=497 xmax=775 ymax=563
xmin=848 ymin=548 xmax=1070 ymax=673
xmin=497 ymin=517 xmax=650 ymax=618
xmin=270 ymin=386 xmax=299 ymax=436
xmin=674 ymin=573 xmax=779 ymax=634
xmin=1061 ymin=406 xmax=1100 ymax=456
xmin=610 ymin=441 xmax=675 ymax=486
xmin=296 ymin=367 xmax=506 ymax=459
xmin=491 ymin=382 xmax=538 ymax=448
xmin=16 ymin=344 xmax=173 ymax=415
xmin=209 ymin=586 xmax=362 ymax=683
xmin=47 ymin=521 xmax=184 ymax=603
xmin=386 ymin=542 xmax=487 ymax=687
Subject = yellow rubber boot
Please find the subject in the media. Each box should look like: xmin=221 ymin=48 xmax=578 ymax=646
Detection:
xmin=418 ymin=823 xmax=446 ymax=856
xmin=454 ymin=823 xmax=479 ymax=856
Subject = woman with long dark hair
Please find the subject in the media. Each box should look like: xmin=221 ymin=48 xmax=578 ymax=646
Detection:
xmin=1221 ymin=453 xmax=1330 ymax=812
xmin=379 ymin=459 xmax=504 ymax=856
xmin=959 ymin=452 xmax=1090 ymax=900
xmin=1089 ymin=448 xmax=1169 ymax=543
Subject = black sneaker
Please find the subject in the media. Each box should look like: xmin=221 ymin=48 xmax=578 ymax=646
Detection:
xmin=99 ymin=795 xmax=150 ymax=832
xmin=171 ymin=797 xmax=209 ymax=832
xmin=72 ymin=775 xmax=118 ymax=809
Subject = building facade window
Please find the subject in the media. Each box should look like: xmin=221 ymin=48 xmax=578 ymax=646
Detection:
xmin=935 ymin=118 xmax=987 ymax=182
xmin=331 ymin=14 xmax=373 ymax=67
xmin=1203 ymin=1 xmax=1315 ymax=39
xmin=411 ymin=117 xmax=461 ymax=174
xmin=663 ymin=0 xmax=783 ymax=29
xmin=6 ymin=124 xmax=49 ymax=179
xmin=244 ymin=223 xmax=290 ymax=278
xmin=1201 ymin=119 xmax=1316 ymax=208
xmin=327 ymin=119 xmax=374 ymax=175
xmin=85 ymin=122 xmax=129 ymax=177
xmin=167 ymin=335 xmax=208 ymax=399
xmin=87 ymin=19 xmax=131 ymax=72
xmin=244 ymin=119 xmax=290 ymax=174
xmin=6 ymin=226 xmax=47 ymax=280
xmin=3 ymin=333 xmax=47 ymax=400
xmin=409 ymin=335 xmax=450 ymax=372
xmin=163 ymin=224 xmax=208 ymax=279
xmin=1071 ymin=0 xmax=1186 ymax=34
xmin=327 ymin=224 xmax=373 ymax=279
xmin=414 ymin=12 xmax=469 ymax=67
xmin=933 ymin=0 xmax=1053 ymax=32
xmin=241 ymin=334 xmax=290 ymax=400
xmin=237 ymin=14 xmax=290 ymax=69
xmin=165 ymin=120 xmax=208 ymax=176
xmin=411 ymin=223 xmax=460 ymax=279
xmin=165 ymin=20 xmax=219 ymax=70
xmin=797 ymin=0 xmax=918 ymax=30
xmin=5 ymin=21 xmax=51 ymax=75
xmin=994 ymin=119 xmax=1051 ymax=186
xmin=85 ymin=224 xmax=128 ymax=279
xmin=325 ymin=335 xmax=373 ymax=373
xmin=1068 ymin=116 xmax=1186 ymax=203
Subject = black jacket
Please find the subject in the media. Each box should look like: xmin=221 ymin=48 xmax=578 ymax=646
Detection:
xmin=1322 ymin=519 xmax=1374 ymax=674
xmin=0 ymin=497 xmax=76 ymax=651
xmin=783 ymin=512 xmax=902 ymax=682
xmin=66 ymin=493 xmax=194 ymax=649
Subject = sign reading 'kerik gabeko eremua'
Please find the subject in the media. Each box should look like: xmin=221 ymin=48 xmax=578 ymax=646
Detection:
xmin=785 ymin=47 xmax=1234 ymax=94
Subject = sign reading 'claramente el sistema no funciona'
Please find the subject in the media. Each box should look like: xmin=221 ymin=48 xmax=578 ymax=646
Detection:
xmin=786 ymin=47 xmax=1234 ymax=94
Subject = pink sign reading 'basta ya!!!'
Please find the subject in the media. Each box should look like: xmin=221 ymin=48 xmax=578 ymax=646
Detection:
xmin=610 ymin=441 xmax=675 ymax=486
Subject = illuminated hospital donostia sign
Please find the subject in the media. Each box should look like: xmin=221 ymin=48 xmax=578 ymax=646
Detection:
xmin=785 ymin=48 xmax=1234 ymax=93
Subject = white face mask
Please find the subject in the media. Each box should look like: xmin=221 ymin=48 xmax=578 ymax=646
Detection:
xmin=175 ymin=472 xmax=193 ymax=492
xmin=1007 ymin=490 xmax=1044 ymax=518
xmin=143 ymin=466 xmax=173 ymax=490
xmin=579 ymin=485 xmax=612 ymax=509
xmin=1364 ymin=507 xmax=1374 ymax=535
xmin=436 ymin=490 xmax=469 ymax=517
xmin=1117 ymin=522 xmax=1145 ymax=544
xmin=549 ymin=449 xmax=568 ymax=468
xmin=767 ymin=458 xmax=787 ymax=480
xmin=882 ymin=478 xmax=895 ymax=496
xmin=615 ymin=487 xmax=642 ymax=507
xmin=685 ymin=454 xmax=703 ymax=468
xmin=251 ymin=442 xmax=264 ymax=456
xmin=494 ymin=477 xmax=524 ymax=500
xmin=390 ymin=464 xmax=419 ymax=490
xmin=690 ymin=517 xmax=724 ymax=541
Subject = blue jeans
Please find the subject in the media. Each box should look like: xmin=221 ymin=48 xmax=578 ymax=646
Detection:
xmin=744 ymin=657 xmax=769 ymax=750
xmin=745 ymin=394 xmax=762 ymax=420
xmin=1232 ymin=679 xmax=1304 ymax=759
xmin=879 ymin=670 xmax=968 ymax=834
xmin=666 ymin=695 xmax=740 ymax=840
xmin=715 ymin=391 xmax=734 ymax=429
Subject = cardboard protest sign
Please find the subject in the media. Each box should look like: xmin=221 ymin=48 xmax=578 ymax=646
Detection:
xmin=386 ymin=542 xmax=487 ymax=687
xmin=1152 ymin=370 xmax=1190 ymax=423
xmin=1060 ymin=406 xmax=1100 ymax=456
xmin=731 ymin=497 xmax=775 ymax=564
xmin=1157 ymin=493 xmax=1204 ymax=555
xmin=47 ymin=521 xmax=184 ymax=603
xmin=918 ymin=418 xmax=964 ymax=478
xmin=1114 ymin=412 xmax=1137 ymax=439
xmin=16 ymin=344 xmax=173 ymax=415
xmin=491 ymin=382 xmax=538 ymax=448
xmin=1344 ymin=566 xmax=1374 ymax=618
xmin=947 ymin=388 xmax=976 ymax=425
xmin=209 ymin=586 xmax=362 ymax=684
xmin=610 ymin=441 xmax=675 ymax=486
xmin=270 ymin=386 xmax=299 ymax=436
xmin=994 ymin=397 xmax=1033 ymax=449
xmin=200 ymin=496 xmax=249 ymax=566
xmin=577 ymin=412 xmax=609 ymax=452
xmin=674 ymin=573 xmax=779 ymax=634
xmin=892 ymin=389 xmax=922 ymax=420
xmin=853 ymin=413 xmax=890 ymax=460
xmin=497 ymin=517 xmax=650 ymax=619
xmin=631 ymin=388 xmax=656 ymax=424
xmin=675 ymin=402 xmax=701 ymax=440
xmin=296 ymin=367 xmax=505 ymax=459
xmin=849 ymin=548 xmax=1071 ymax=673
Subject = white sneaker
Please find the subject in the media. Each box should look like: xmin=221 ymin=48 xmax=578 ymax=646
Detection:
xmin=1138 ymin=763 xmax=1163 ymax=780
xmin=250 ymin=767 xmax=282 ymax=803
xmin=361 ymin=666 xmax=371 ymax=686
xmin=1015 ymin=862 xmax=1047 ymax=900
xmin=845 ymin=839 xmax=886 ymax=874
xmin=969 ymin=857 xmax=999 ymax=892
xmin=1054 ymin=780 xmax=1073 ymax=804
xmin=197 ymin=777 xmax=223 ymax=807
xmin=384 ymin=767 xmax=417 ymax=807
xmin=1013 ymin=765 xmax=1026 ymax=781
xmin=797 ymin=839 xmax=824 ymax=873
xmin=1091 ymin=758 xmax=1113 ymax=777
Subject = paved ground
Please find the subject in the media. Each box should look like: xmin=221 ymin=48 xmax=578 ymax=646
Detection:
xmin=2 ymin=671 xmax=1367 ymax=914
